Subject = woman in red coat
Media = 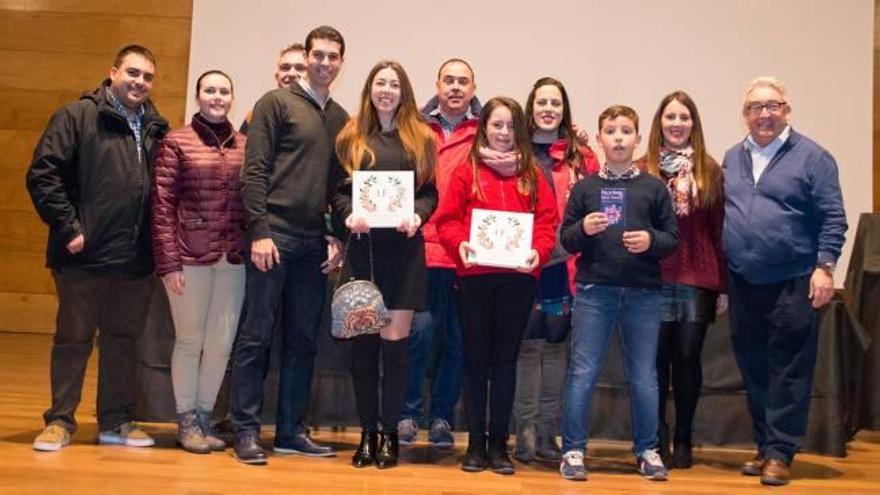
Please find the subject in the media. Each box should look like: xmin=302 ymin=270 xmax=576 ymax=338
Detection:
xmin=434 ymin=96 xmax=558 ymax=475
xmin=151 ymin=70 xmax=246 ymax=454
xmin=513 ymin=77 xmax=600 ymax=463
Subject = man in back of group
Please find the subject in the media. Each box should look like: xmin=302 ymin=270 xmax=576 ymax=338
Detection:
xmin=27 ymin=45 xmax=169 ymax=452
xmin=230 ymin=25 xmax=347 ymax=465
xmin=239 ymin=43 xmax=307 ymax=134
xmin=398 ymin=58 xmax=481 ymax=447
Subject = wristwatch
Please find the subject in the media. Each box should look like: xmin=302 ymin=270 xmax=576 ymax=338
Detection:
xmin=816 ymin=260 xmax=836 ymax=275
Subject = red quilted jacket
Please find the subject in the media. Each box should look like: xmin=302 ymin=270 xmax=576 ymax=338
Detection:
xmin=151 ymin=114 xmax=246 ymax=276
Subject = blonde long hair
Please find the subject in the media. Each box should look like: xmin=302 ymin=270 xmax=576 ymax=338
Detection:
xmin=336 ymin=60 xmax=435 ymax=188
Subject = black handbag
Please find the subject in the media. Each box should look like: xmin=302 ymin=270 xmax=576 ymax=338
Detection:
xmin=330 ymin=235 xmax=391 ymax=339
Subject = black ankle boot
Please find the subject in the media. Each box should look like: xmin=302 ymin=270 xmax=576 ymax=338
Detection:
xmin=487 ymin=436 xmax=515 ymax=475
xmin=672 ymin=442 xmax=693 ymax=469
xmin=658 ymin=422 xmax=672 ymax=466
xmin=375 ymin=432 xmax=399 ymax=469
xmin=461 ymin=434 xmax=487 ymax=472
xmin=352 ymin=431 xmax=378 ymax=468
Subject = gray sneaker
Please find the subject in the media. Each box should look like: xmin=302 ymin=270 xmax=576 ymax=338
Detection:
xmin=428 ymin=419 xmax=454 ymax=447
xmin=536 ymin=434 xmax=561 ymax=461
xmin=397 ymin=418 xmax=418 ymax=445
xmin=560 ymin=450 xmax=588 ymax=481
xmin=513 ymin=425 xmax=535 ymax=462
xmin=33 ymin=422 xmax=71 ymax=452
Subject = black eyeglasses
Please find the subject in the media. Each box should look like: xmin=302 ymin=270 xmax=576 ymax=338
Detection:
xmin=745 ymin=101 xmax=786 ymax=116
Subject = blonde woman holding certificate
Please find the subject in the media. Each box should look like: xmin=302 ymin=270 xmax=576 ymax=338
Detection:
xmin=333 ymin=60 xmax=437 ymax=469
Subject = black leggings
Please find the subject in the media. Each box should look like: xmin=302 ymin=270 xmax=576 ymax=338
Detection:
xmin=458 ymin=273 xmax=536 ymax=441
xmin=656 ymin=321 xmax=709 ymax=444
xmin=350 ymin=334 xmax=410 ymax=432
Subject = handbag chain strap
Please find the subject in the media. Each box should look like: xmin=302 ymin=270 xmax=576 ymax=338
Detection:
xmin=332 ymin=233 xmax=375 ymax=291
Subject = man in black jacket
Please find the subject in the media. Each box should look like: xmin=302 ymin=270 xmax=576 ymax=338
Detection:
xmin=230 ymin=25 xmax=347 ymax=465
xmin=26 ymin=45 xmax=169 ymax=452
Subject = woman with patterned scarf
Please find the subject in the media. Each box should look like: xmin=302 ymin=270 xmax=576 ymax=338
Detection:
xmin=638 ymin=91 xmax=726 ymax=469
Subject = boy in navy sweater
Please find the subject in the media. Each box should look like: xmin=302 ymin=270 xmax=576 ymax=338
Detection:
xmin=558 ymin=105 xmax=678 ymax=482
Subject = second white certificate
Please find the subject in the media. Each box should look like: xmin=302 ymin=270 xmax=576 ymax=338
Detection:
xmin=352 ymin=170 xmax=415 ymax=228
xmin=468 ymin=208 xmax=534 ymax=269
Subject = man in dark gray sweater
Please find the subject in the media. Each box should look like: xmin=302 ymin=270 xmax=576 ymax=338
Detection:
xmin=230 ymin=25 xmax=348 ymax=465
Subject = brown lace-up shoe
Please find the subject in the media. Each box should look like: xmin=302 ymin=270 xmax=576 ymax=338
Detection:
xmin=760 ymin=458 xmax=791 ymax=486
xmin=741 ymin=454 xmax=765 ymax=476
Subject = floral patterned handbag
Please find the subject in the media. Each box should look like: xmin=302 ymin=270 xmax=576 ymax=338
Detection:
xmin=330 ymin=235 xmax=391 ymax=339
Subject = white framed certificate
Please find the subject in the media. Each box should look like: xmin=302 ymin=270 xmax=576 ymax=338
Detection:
xmin=352 ymin=170 xmax=415 ymax=228
xmin=468 ymin=208 xmax=534 ymax=269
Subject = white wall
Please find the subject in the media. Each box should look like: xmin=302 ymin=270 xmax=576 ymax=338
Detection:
xmin=187 ymin=0 xmax=874 ymax=284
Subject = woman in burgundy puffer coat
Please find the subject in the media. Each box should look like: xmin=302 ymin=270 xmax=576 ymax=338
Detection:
xmin=151 ymin=70 xmax=246 ymax=454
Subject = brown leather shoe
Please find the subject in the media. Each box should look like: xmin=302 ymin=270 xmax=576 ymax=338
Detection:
xmin=760 ymin=458 xmax=791 ymax=486
xmin=741 ymin=454 xmax=765 ymax=476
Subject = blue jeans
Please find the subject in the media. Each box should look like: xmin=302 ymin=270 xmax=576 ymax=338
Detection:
xmin=402 ymin=268 xmax=463 ymax=424
xmin=561 ymin=284 xmax=661 ymax=457
xmin=230 ymin=233 xmax=327 ymax=443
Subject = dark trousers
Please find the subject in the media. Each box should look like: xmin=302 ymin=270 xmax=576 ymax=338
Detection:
xmin=458 ymin=273 xmax=536 ymax=441
xmin=727 ymin=270 xmax=819 ymax=464
xmin=656 ymin=321 xmax=709 ymax=445
xmin=350 ymin=335 xmax=410 ymax=432
xmin=45 ymin=268 xmax=154 ymax=432
xmin=403 ymin=268 xmax=464 ymax=424
xmin=230 ymin=234 xmax=327 ymax=443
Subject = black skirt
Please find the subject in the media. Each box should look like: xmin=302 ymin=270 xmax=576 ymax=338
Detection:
xmin=339 ymin=229 xmax=427 ymax=311
xmin=659 ymin=283 xmax=718 ymax=323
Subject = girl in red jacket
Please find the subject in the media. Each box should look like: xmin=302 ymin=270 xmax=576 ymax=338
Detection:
xmin=151 ymin=70 xmax=246 ymax=455
xmin=434 ymin=96 xmax=558 ymax=475
xmin=513 ymin=77 xmax=600 ymax=463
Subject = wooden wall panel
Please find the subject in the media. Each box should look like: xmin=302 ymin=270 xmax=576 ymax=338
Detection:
xmin=0 ymin=50 xmax=189 ymax=97
xmin=0 ymin=0 xmax=192 ymax=333
xmin=0 ymin=12 xmax=191 ymax=58
xmin=875 ymin=0 xmax=880 ymax=211
xmin=0 ymin=0 xmax=192 ymax=17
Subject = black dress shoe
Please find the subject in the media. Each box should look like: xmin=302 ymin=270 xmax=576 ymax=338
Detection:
xmin=352 ymin=431 xmax=378 ymax=468
xmin=273 ymin=432 xmax=336 ymax=457
xmin=375 ymin=432 xmax=399 ymax=469
xmin=487 ymin=437 xmax=515 ymax=475
xmin=672 ymin=443 xmax=693 ymax=469
xmin=233 ymin=430 xmax=267 ymax=465
xmin=461 ymin=434 xmax=487 ymax=472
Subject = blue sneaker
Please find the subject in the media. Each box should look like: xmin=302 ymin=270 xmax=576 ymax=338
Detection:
xmin=638 ymin=449 xmax=669 ymax=481
xmin=428 ymin=419 xmax=454 ymax=447
xmin=559 ymin=450 xmax=587 ymax=481
xmin=397 ymin=418 xmax=418 ymax=445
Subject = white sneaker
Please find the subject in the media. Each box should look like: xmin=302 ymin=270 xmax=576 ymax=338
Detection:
xmin=638 ymin=448 xmax=669 ymax=481
xmin=98 ymin=422 xmax=155 ymax=447
xmin=559 ymin=450 xmax=587 ymax=481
